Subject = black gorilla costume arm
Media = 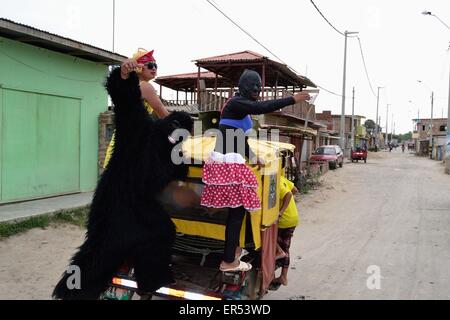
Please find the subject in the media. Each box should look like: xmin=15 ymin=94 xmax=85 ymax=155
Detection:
xmin=104 ymin=67 xmax=193 ymax=193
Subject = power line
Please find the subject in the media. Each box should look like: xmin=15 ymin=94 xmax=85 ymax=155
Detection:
xmin=356 ymin=37 xmax=377 ymax=98
xmin=0 ymin=49 xmax=101 ymax=83
xmin=204 ymin=0 xmax=350 ymax=99
xmin=205 ymin=0 xmax=286 ymax=64
xmin=317 ymin=85 xmax=346 ymax=97
xmin=309 ymin=1 xmax=377 ymax=100
xmin=309 ymin=0 xmax=345 ymax=36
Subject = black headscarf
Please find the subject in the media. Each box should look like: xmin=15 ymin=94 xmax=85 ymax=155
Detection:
xmin=238 ymin=69 xmax=262 ymax=101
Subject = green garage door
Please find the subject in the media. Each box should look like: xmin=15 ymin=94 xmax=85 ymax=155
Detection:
xmin=1 ymin=88 xmax=81 ymax=203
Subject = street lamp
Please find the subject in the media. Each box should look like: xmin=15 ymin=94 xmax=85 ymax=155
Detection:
xmin=340 ymin=30 xmax=359 ymax=154
xmin=422 ymin=10 xmax=450 ymax=172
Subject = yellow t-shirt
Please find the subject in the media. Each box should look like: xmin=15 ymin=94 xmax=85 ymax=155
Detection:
xmin=278 ymin=176 xmax=299 ymax=229
xmin=103 ymin=100 xmax=154 ymax=168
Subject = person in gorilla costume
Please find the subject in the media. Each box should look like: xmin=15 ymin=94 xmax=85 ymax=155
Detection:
xmin=52 ymin=64 xmax=193 ymax=300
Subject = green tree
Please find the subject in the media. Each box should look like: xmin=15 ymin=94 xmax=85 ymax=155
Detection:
xmin=364 ymin=119 xmax=376 ymax=136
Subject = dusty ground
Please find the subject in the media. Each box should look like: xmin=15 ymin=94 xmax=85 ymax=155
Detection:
xmin=0 ymin=224 xmax=84 ymax=299
xmin=265 ymin=149 xmax=450 ymax=300
xmin=1 ymin=149 xmax=449 ymax=300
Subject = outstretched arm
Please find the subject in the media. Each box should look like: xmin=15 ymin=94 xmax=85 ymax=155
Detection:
xmin=231 ymin=91 xmax=310 ymax=117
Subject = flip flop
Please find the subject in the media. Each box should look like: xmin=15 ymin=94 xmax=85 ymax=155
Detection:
xmin=268 ymin=281 xmax=282 ymax=291
xmin=275 ymin=252 xmax=287 ymax=260
xmin=237 ymin=248 xmax=249 ymax=260
xmin=220 ymin=260 xmax=252 ymax=272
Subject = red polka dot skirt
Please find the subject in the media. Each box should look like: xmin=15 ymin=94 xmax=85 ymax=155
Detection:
xmin=200 ymin=152 xmax=261 ymax=212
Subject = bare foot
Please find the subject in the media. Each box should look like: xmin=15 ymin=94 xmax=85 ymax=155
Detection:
xmin=220 ymin=260 xmax=239 ymax=270
xmin=235 ymin=248 xmax=242 ymax=259
xmin=275 ymin=252 xmax=287 ymax=260
xmin=273 ymin=277 xmax=288 ymax=286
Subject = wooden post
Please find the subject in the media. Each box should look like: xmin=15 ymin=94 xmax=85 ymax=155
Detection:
xmin=159 ymin=85 xmax=162 ymax=99
xmin=176 ymin=90 xmax=179 ymax=105
xmin=185 ymin=89 xmax=188 ymax=105
xmin=275 ymin=72 xmax=279 ymax=100
xmin=214 ymin=73 xmax=218 ymax=110
xmin=197 ymin=66 xmax=201 ymax=107
xmin=262 ymin=63 xmax=266 ymax=101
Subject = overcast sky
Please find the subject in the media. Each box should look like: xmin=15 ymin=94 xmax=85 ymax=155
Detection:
xmin=2 ymin=0 xmax=450 ymax=134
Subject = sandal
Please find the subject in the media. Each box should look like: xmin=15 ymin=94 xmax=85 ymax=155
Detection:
xmin=275 ymin=252 xmax=287 ymax=260
xmin=237 ymin=248 xmax=249 ymax=260
xmin=268 ymin=281 xmax=281 ymax=291
xmin=220 ymin=260 xmax=252 ymax=272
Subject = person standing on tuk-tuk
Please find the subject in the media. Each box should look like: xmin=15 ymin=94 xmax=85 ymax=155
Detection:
xmin=200 ymin=69 xmax=309 ymax=272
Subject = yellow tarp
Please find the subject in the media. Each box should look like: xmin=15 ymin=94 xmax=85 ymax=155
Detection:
xmin=181 ymin=135 xmax=295 ymax=164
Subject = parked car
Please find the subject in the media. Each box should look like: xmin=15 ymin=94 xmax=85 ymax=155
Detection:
xmin=351 ymin=146 xmax=367 ymax=163
xmin=310 ymin=145 xmax=344 ymax=170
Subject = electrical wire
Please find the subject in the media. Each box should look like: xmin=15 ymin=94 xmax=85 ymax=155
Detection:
xmin=356 ymin=37 xmax=377 ymax=98
xmin=205 ymin=0 xmax=286 ymax=65
xmin=204 ymin=0 xmax=352 ymax=99
xmin=309 ymin=0 xmax=345 ymax=36
xmin=0 ymin=49 xmax=102 ymax=83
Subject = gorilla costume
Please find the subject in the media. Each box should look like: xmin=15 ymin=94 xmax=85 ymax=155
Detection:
xmin=53 ymin=67 xmax=193 ymax=300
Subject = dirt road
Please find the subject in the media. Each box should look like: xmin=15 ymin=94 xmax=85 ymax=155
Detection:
xmin=1 ymin=150 xmax=449 ymax=300
xmin=265 ymin=150 xmax=450 ymax=300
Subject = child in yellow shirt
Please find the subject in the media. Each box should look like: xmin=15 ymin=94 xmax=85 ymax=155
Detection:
xmin=273 ymin=175 xmax=299 ymax=287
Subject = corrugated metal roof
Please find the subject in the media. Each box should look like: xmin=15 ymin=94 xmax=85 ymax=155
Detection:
xmin=157 ymin=71 xmax=223 ymax=80
xmin=0 ymin=18 xmax=127 ymax=64
xmin=155 ymin=71 xmax=232 ymax=91
xmin=193 ymin=50 xmax=317 ymax=88
xmin=194 ymin=50 xmax=265 ymax=63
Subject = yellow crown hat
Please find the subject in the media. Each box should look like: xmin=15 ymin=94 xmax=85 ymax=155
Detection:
xmin=130 ymin=48 xmax=155 ymax=73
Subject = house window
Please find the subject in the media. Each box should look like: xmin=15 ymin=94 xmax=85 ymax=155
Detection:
xmin=422 ymin=125 xmax=426 ymax=131
xmin=440 ymin=125 xmax=446 ymax=132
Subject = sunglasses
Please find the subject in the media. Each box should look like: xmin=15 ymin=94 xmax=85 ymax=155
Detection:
xmin=146 ymin=62 xmax=158 ymax=70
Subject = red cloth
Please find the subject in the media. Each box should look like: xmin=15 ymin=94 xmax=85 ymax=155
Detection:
xmin=136 ymin=50 xmax=155 ymax=64
xmin=200 ymin=161 xmax=261 ymax=211
xmin=202 ymin=162 xmax=258 ymax=187
xmin=261 ymin=224 xmax=278 ymax=293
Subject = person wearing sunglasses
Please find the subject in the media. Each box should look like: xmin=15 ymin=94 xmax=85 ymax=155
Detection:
xmin=121 ymin=49 xmax=168 ymax=119
xmin=104 ymin=49 xmax=169 ymax=168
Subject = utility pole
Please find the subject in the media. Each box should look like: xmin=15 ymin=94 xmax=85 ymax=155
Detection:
xmin=340 ymin=30 xmax=359 ymax=154
xmin=375 ymin=87 xmax=383 ymax=148
xmin=430 ymin=91 xmax=434 ymax=159
xmin=421 ymin=10 xmax=450 ymax=172
xmin=447 ymin=47 xmax=450 ymax=173
xmin=391 ymin=113 xmax=394 ymax=142
xmin=351 ymin=87 xmax=355 ymax=149
xmin=392 ymin=113 xmax=394 ymax=135
xmin=112 ymin=0 xmax=116 ymax=52
xmin=385 ymin=104 xmax=390 ymax=145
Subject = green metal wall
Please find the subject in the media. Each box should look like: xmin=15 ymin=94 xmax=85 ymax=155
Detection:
xmin=0 ymin=36 xmax=108 ymax=203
